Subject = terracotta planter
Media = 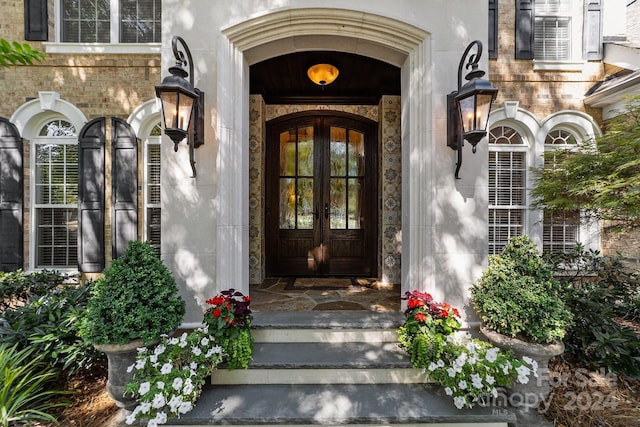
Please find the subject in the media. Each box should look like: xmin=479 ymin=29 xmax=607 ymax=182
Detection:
xmin=480 ymin=326 xmax=564 ymax=427
xmin=94 ymin=339 xmax=157 ymax=411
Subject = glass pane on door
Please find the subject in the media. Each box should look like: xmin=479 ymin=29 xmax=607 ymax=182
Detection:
xmin=278 ymin=126 xmax=314 ymax=230
xmin=329 ymin=127 xmax=363 ymax=230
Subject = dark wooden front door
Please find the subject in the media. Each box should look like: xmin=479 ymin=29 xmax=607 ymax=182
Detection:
xmin=266 ymin=112 xmax=378 ymax=277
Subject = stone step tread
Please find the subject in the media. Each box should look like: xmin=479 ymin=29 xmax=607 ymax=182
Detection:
xmin=251 ymin=311 xmax=404 ymax=330
xmin=248 ymin=342 xmax=411 ymax=368
xmin=167 ymin=383 xmax=516 ymax=425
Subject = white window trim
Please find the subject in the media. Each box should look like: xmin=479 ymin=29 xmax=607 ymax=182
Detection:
xmin=30 ymin=132 xmax=79 ymax=271
xmin=44 ymin=42 xmax=161 ymax=55
xmin=533 ymin=59 xmax=585 ymax=71
xmin=533 ymin=0 xmax=584 ymax=66
xmin=143 ymin=135 xmax=161 ymax=243
xmin=488 ymin=128 xmax=533 ymax=253
xmin=50 ymin=0 xmax=161 ymax=53
xmin=488 ymin=102 xmax=602 ymax=254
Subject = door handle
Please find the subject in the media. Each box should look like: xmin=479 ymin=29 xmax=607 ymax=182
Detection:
xmin=324 ymin=203 xmax=329 ymax=219
xmin=314 ymin=204 xmax=319 ymax=219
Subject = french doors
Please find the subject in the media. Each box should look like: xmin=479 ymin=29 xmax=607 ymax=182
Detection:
xmin=266 ymin=112 xmax=378 ymax=277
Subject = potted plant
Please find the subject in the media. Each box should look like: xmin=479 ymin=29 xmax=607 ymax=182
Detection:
xmin=79 ymin=240 xmax=186 ymax=411
xmin=203 ymin=289 xmax=253 ymax=369
xmin=471 ymin=235 xmax=573 ymax=425
xmin=397 ymin=291 xmax=537 ymax=410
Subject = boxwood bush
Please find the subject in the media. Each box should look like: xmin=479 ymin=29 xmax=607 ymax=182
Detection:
xmin=80 ymin=240 xmax=185 ymax=345
xmin=471 ymin=235 xmax=573 ymax=344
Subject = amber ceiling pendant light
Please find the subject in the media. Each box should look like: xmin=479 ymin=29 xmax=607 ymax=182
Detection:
xmin=307 ymin=63 xmax=339 ymax=86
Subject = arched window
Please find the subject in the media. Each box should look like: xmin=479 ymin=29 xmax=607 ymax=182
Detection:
xmin=32 ymin=119 xmax=78 ymax=268
xmin=488 ymin=126 xmax=527 ymax=254
xmin=143 ymin=123 xmax=162 ymax=254
xmin=543 ymin=128 xmax=580 ymax=253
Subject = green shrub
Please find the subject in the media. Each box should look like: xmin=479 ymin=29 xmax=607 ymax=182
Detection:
xmin=551 ymin=245 xmax=640 ymax=377
xmin=80 ymin=240 xmax=185 ymax=345
xmin=0 ymin=271 xmax=102 ymax=374
xmin=471 ymin=235 xmax=573 ymax=344
xmin=0 ymin=269 xmax=66 ymax=311
xmin=0 ymin=343 xmax=69 ymax=427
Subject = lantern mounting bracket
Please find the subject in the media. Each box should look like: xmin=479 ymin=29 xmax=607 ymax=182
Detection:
xmin=155 ymin=35 xmax=204 ymax=178
xmin=446 ymin=40 xmax=498 ymax=179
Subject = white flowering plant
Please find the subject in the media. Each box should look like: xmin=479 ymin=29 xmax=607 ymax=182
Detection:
xmin=426 ymin=333 xmax=538 ymax=409
xmin=398 ymin=290 xmax=538 ymax=409
xmin=123 ymin=327 xmax=223 ymax=426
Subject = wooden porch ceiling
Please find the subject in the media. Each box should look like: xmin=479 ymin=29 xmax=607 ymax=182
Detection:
xmin=249 ymin=51 xmax=401 ymax=105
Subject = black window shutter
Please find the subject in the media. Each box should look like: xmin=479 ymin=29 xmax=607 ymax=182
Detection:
xmin=78 ymin=117 xmax=105 ymax=272
xmin=111 ymin=118 xmax=139 ymax=259
xmin=583 ymin=0 xmax=603 ymax=60
xmin=0 ymin=118 xmax=23 ymax=272
xmin=24 ymin=0 xmax=48 ymax=41
xmin=489 ymin=0 xmax=498 ymax=59
xmin=515 ymin=0 xmax=535 ymax=60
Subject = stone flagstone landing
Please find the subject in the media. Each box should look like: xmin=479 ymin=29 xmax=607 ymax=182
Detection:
xmin=250 ymin=278 xmax=401 ymax=311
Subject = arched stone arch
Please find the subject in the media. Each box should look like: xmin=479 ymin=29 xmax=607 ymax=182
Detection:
xmin=128 ymin=99 xmax=162 ymax=138
xmin=222 ymin=8 xmax=428 ymax=66
xmin=539 ymin=110 xmax=602 ymax=144
xmin=10 ymin=92 xmax=87 ymax=139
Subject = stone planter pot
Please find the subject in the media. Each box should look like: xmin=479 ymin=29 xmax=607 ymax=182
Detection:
xmin=94 ymin=339 xmax=156 ymax=412
xmin=480 ymin=326 xmax=564 ymax=427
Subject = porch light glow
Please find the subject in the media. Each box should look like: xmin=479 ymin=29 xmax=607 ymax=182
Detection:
xmin=307 ymin=63 xmax=339 ymax=86
xmin=446 ymin=40 xmax=499 ymax=179
xmin=155 ymin=35 xmax=205 ymax=178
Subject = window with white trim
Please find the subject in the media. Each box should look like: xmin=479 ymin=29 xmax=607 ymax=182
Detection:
xmin=144 ymin=123 xmax=161 ymax=255
xmin=534 ymin=0 xmax=571 ymax=60
xmin=542 ymin=129 xmax=580 ymax=253
xmin=33 ymin=120 xmax=78 ymax=268
xmin=61 ymin=0 xmax=161 ymax=43
xmin=488 ymin=126 xmax=527 ymax=254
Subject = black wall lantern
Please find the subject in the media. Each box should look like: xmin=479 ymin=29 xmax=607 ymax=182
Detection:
xmin=155 ymin=35 xmax=204 ymax=178
xmin=447 ymin=40 xmax=498 ymax=179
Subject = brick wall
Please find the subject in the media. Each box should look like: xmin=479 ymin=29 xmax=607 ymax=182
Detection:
xmin=489 ymin=0 xmax=604 ymax=122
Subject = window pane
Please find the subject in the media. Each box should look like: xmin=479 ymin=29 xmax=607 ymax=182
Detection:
xmin=488 ymin=127 xmax=526 ymax=254
xmin=348 ymin=130 xmax=365 ymax=176
xmin=330 ymin=178 xmax=346 ymax=229
xmin=297 ymin=128 xmax=313 ymax=176
xmin=279 ymin=178 xmax=295 ymax=229
xmin=543 ymin=211 xmax=580 ymax=253
xmin=34 ymin=123 xmax=78 ymax=268
xmin=62 ymin=0 xmax=110 ymax=43
xmin=120 ymin=0 xmax=161 ymax=43
xmin=330 ymin=127 xmax=347 ymax=176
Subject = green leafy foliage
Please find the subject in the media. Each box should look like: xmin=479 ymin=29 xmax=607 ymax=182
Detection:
xmin=0 ymin=39 xmax=45 ymax=67
xmin=203 ymin=289 xmax=253 ymax=369
xmin=397 ymin=291 xmax=537 ymax=409
xmin=396 ymin=291 xmax=460 ymax=367
xmin=550 ymin=246 xmax=640 ymax=377
xmin=0 ymin=270 xmax=102 ymax=374
xmin=0 ymin=343 xmax=69 ymax=427
xmin=1 ymin=269 xmax=66 ymax=311
xmin=532 ymin=95 xmax=640 ymax=231
xmin=80 ymin=241 xmax=185 ymax=345
xmin=471 ymin=235 xmax=573 ymax=344
xmin=124 ymin=328 xmax=224 ymax=424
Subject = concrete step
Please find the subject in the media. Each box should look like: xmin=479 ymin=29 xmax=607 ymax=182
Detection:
xmin=251 ymin=311 xmax=404 ymax=344
xmin=165 ymin=383 xmax=516 ymax=426
xmin=212 ymin=342 xmax=427 ymax=385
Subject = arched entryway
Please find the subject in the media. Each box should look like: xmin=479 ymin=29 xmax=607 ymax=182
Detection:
xmin=215 ymin=9 xmax=434 ymax=301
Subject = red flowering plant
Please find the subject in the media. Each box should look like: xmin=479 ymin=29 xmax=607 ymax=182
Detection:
xmin=397 ymin=291 xmax=461 ymax=366
xmin=397 ymin=290 xmax=537 ymax=409
xmin=203 ymin=289 xmax=253 ymax=369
